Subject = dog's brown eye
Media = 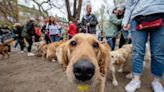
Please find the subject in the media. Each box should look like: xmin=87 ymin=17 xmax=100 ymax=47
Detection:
xmin=92 ymin=42 xmax=99 ymax=48
xmin=70 ymin=41 xmax=77 ymax=46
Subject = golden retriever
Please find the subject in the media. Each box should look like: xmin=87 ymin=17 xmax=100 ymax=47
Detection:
xmin=56 ymin=41 xmax=69 ymax=65
xmin=61 ymin=33 xmax=110 ymax=92
xmin=46 ymin=40 xmax=65 ymax=62
xmin=110 ymin=44 xmax=133 ymax=86
xmin=35 ymin=43 xmax=48 ymax=60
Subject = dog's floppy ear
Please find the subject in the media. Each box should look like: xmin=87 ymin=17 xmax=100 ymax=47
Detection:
xmin=62 ymin=43 xmax=70 ymax=70
xmin=98 ymin=43 xmax=110 ymax=76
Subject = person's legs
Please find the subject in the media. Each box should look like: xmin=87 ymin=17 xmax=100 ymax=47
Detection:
xmin=131 ymin=20 xmax=148 ymax=77
xmin=150 ymin=28 xmax=164 ymax=78
xmin=1 ymin=35 xmax=4 ymax=43
xmin=119 ymin=33 xmax=126 ymax=48
xmin=106 ymin=37 xmax=114 ymax=50
xmin=14 ymin=38 xmax=19 ymax=49
xmin=35 ymin=35 xmax=40 ymax=42
xmin=125 ymin=20 xmax=148 ymax=92
xmin=50 ymin=35 xmax=56 ymax=42
xmin=45 ymin=35 xmax=50 ymax=44
xmin=26 ymin=37 xmax=34 ymax=56
xmin=149 ymin=20 xmax=164 ymax=92
xmin=55 ymin=35 xmax=60 ymax=42
xmin=112 ymin=37 xmax=116 ymax=50
xmin=18 ymin=37 xmax=24 ymax=51
xmin=27 ymin=38 xmax=33 ymax=52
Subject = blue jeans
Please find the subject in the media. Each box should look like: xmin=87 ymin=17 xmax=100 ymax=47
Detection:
xmin=50 ymin=35 xmax=60 ymax=42
xmin=131 ymin=17 xmax=164 ymax=78
xmin=14 ymin=38 xmax=19 ymax=48
xmin=106 ymin=37 xmax=114 ymax=50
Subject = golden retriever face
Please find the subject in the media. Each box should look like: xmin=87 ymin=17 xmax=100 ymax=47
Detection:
xmin=110 ymin=52 xmax=119 ymax=64
xmin=62 ymin=33 xmax=109 ymax=85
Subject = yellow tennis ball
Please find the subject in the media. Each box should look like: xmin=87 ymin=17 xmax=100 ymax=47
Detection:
xmin=77 ymin=85 xmax=89 ymax=92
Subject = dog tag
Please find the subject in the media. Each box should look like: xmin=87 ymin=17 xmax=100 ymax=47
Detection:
xmin=77 ymin=85 xmax=89 ymax=92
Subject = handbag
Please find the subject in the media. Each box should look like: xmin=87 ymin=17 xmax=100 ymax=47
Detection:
xmin=137 ymin=18 xmax=163 ymax=31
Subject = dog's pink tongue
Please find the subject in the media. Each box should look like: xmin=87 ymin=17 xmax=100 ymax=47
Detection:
xmin=77 ymin=85 xmax=89 ymax=92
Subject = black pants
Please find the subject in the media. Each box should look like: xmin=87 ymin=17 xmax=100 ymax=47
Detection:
xmin=119 ymin=34 xmax=126 ymax=48
xmin=18 ymin=37 xmax=24 ymax=51
xmin=45 ymin=35 xmax=51 ymax=44
xmin=112 ymin=37 xmax=116 ymax=50
xmin=35 ymin=35 xmax=40 ymax=42
xmin=26 ymin=37 xmax=33 ymax=52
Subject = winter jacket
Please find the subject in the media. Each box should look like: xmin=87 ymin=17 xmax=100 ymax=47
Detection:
xmin=68 ymin=23 xmax=77 ymax=37
xmin=122 ymin=0 xmax=164 ymax=25
xmin=13 ymin=27 xmax=22 ymax=38
xmin=104 ymin=14 xmax=122 ymax=37
xmin=22 ymin=22 xmax=35 ymax=39
xmin=81 ymin=14 xmax=98 ymax=34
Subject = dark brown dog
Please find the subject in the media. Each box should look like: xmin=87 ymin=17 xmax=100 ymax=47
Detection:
xmin=0 ymin=44 xmax=10 ymax=59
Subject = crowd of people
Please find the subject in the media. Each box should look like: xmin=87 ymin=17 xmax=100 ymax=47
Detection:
xmin=0 ymin=1 xmax=163 ymax=92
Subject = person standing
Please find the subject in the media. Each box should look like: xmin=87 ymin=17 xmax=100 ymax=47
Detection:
xmin=22 ymin=20 xmax=35 ymax=56
xmin=41 ymin=18 xmax=51 ymax=44
xmin=75 ymin=19 xmax=82 ymax=33
xmin=104 ymin=8 xmax=122 ymax=50
xmin=34 ymin=24 xmax=41 ymax=42
xmin=67 ymin=21 xmax=77 ymax=39
xmin=117 ymin=6 xmax=128 ymax=48
xmin=13 ymin=23 xmax=24 ymax=52
xmin=46 ymin=17 xmax=60 ymax=42
xmin=81 ymin=4 xmax=98 ymax=34
xmin=122 ymin=0 xmax=164 ymax=92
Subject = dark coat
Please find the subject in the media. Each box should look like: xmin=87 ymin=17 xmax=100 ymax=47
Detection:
xmin=81 ymin=14 xmax=98 ymax=34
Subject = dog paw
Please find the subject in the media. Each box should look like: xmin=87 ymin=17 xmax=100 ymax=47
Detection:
xmin=112 ymin=80 xmax=119 ymax=86
xmin=126 ymin=73 xmax=133 ymax=79
xmin=52 ymin=59 xmax=56 ymax=62
xmin=117 ymin=69 xmax=123 ymax=73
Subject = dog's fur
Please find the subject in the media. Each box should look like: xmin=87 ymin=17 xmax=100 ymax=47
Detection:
xmin=0 ymin=44 xmax=10 ymax=59
xmin=33 ymin=41 xmax=45 ymax=53
xmin=46 ymin=40 xmax=65 ymax=62
xmin=0 ymin=40 xmax=14 ymax=59
xmin=110 ymin=44 xmax=133 ymax=86
xmin=56 ymin=41 xmax=69 ymax=65
xmin=35 ymin=43 xmax=48 ymax=60
xmin=61 ymin=33 xmax=110 ymax=92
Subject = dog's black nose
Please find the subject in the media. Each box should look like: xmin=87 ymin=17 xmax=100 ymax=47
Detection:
xmin=73 ymin=59 xmax=95 ymax=81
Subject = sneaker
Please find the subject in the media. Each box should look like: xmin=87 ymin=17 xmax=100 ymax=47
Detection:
xmin=20 ymin=51 xmax=24 ymax=54
xmin=152 ymin=80 xmax=164 ymax=92
xmin=27 ymin=53 xmax=35 ymax=56
xmin=13 ymin=48 xmax=18 ymax=52
xmin=125 ymin=79 xmax=141 ymax=92
xmin=13 ymin=48 xmax=17 ymax=50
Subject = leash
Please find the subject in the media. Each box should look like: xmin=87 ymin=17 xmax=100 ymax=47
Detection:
xmin=105 ymin=29 xmax=124 ymax=42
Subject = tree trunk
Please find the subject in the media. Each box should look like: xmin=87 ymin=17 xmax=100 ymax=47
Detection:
xmin=73 ymin=0 xmax=77 ymax=18
xmin=65 ymin=0 xmax=83 ymax=22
